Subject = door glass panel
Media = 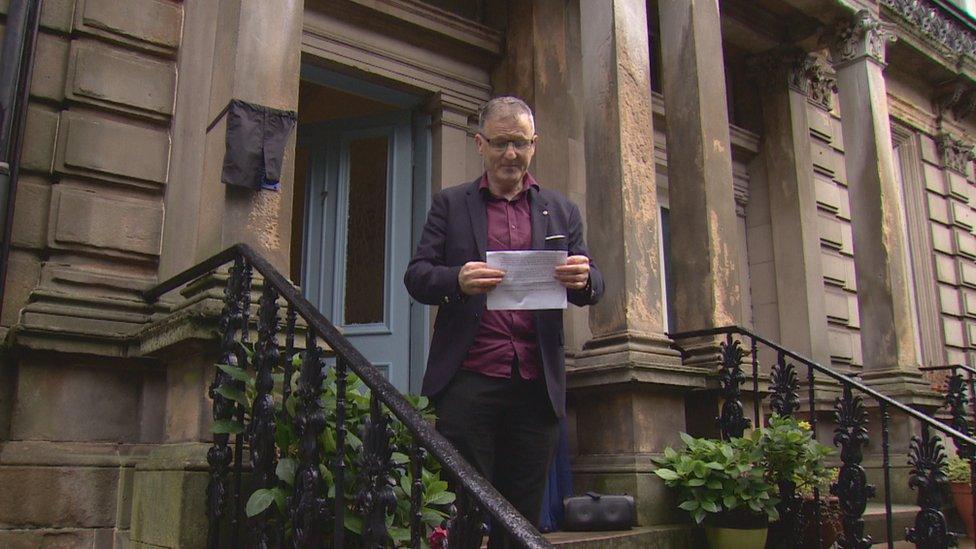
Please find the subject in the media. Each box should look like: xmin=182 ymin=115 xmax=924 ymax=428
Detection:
xmin=343 ymin=135 xmax=389 ymax=325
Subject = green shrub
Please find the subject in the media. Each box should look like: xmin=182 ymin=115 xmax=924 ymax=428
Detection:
xmin=215 ymin=351 xmax=453 ymax=547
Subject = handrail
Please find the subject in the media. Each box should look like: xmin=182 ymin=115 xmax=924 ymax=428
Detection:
xmin=920 ymin=363 xmax=976 ymax=377
xmin=670 ymin=325 xmax=976 ymax=448
xmin=146 ymin=244 xmax=551 ymax=549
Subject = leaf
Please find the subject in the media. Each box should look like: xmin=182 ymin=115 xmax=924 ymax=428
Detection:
xmin=723 ymin=495 xmax=736 ymax=509
xmin=212 ymin=419 xmax=244 ymax=434
xmin=272 ymin=487 xmax=288 ymax=514
xmin=215 ymin=385 xmax=249 ymax=407
xmin=654 ymin=468 xmax=679 ymax=481
xmin=389 ymin=526 xmax=411 ymax=542
xmin=693 ymin=509 xmax=706 ymax=524
xmin=218 ymin=363 xmax=250 ymax=383
xmin=701 ymin=500 xmax=720 ymax=513
xmin=245 ymin=489 xmax=275 ymax=517
xmin=426 ymin=491 xmax=456 ymax=506
xmin=687 ymin=478 xmax=706 ymax=486
xmin=678 ymin=500 xmax=700 ymax=511
xmin=276 ymin=458 xmax=297 ymax=486
xmin=426 ymin=480 xmax=449 ymax=496
xmin=344 ymin=514 xmax=363 ymax=535
xmin=422 ymin=508 xmax=448 ymax=527
xmin=679 ymin=432 xmax=695 ymax=447
xmin=391 ymin=452 xmax=409 ymax=465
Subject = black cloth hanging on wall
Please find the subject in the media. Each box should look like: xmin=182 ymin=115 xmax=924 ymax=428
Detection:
xmin=213 ymin=99 xmax=297 ymax=191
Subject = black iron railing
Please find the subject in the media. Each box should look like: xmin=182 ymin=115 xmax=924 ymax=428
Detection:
xmin=145 ymin=244 xmax=550 ymax=549
xmin=920 ymin=364 xmax=976 ymax=544
xmin=670 ymin=325 xmax=976 ymax=549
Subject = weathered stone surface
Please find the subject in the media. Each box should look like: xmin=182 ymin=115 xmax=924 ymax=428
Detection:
xmin=951 ymin=198 xmax=973 ymax=228
xmin=931 ymin=223 xmax=954 ymax=254
xmin=48 ymin=186 xmax=163 ymax=257
xmin=658 ymin=0 xmax=743 ymax=330
xmin=130 ymin=445 xmax=209 ymax=549
xmin=949 ymin=171 xmax=971 ymax=202
xmin=0 ymin=528 xmax=95 ymax=548
xmin=944 ymin=317 xmax=966 ymax=347
xmin=10 ymin=176 xmax=51 ymax=249
xmin=0 ymin=250 xmax=41 ymax=327
xmin=66 ymin=40 xmax=176 ymax=117
xmin=928 ymin=193 xmax=950 ymax=224
xmin=22 ymin=106 xmax=59 ymax=174
xmin=0 ymin=0 xmax=76 ymax=33
xmin=925 ymin=163 xmax=948 ymax=195
xmin=74 ymin=0 xmax=182 ymax=53
xmin=955 ymin=227 xmax=976 ymax=258
xmin=0 ymin=466 xmax=119 ymax=528
xmin=821 ymin=250 xmax=848 ymax=286
xmin=10 ymin=360 xmax=145 ymax=442
xmin=30 ymin=32 xmax=70 ymax=102
xmin=55 ymin=111 xmax=169 ymax=186
xmin=941 ymin=285 xmax=963 ymax=316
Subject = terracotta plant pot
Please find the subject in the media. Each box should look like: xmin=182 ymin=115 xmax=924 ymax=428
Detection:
xmin=950 ymin=482 xmax=976 ymax=540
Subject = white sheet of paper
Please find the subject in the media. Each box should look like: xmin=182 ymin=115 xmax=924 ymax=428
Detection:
xmin=486 ymin=250 xmax=568 ymax=310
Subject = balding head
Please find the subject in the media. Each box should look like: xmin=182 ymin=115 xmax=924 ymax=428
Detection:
xmin=477 ymin=96 xmax=535 ymax=134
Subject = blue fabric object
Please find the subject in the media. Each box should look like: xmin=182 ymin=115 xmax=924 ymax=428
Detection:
xmin=539 ymin=418 xmax=572 ymax=532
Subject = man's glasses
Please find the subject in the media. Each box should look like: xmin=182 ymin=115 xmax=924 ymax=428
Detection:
xmin=479 ymin=134 xmax=535 ymax=152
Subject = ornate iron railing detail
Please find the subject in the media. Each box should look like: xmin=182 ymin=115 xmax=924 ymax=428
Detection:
xmin=670 ymin=325 xmax=976 ymax=549
xmin=206 ymin=256 xmax=247 ymax=549
xmin=249 ymin=283 xmax=280 ymax=547
xmin=292 ymin=330 xmax=331 ymax=547
xmin=770 ymin=352 xmax=799 ymax=417
xmin=833 ymin=383 xmax=874 ymax=549
xmin=356 ymin=396 xmax=399 ymax=546
xmin=144 ymin=245 xmax=551 ymax=549
xmin=717 ymin=335 xmax=751 ymax=439
xmin=946 ymin=372 xmax=972 ymax=454
xmin=906 ymin=424 xmax=955 ymax=547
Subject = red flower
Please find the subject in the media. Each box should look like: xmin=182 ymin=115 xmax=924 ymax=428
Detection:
xmin=429 ymin=526 xmax=448 ymax=549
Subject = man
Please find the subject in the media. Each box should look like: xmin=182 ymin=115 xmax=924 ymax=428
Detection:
xmin=404 ymin=96 xmax=603 ymax=547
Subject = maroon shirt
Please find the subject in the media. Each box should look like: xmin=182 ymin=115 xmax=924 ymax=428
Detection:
xmin=460 ymin=173 xmax=541 ymax=379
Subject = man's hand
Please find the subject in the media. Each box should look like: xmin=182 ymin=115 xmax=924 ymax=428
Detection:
xmin=458 ymin=261 xmax=506 ymax=295
xmin=555 ymin=255 xmax=590 ymax=290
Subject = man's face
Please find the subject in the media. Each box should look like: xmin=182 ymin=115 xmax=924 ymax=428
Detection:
xmin=475 ymin=112 xmax=537 ymax=189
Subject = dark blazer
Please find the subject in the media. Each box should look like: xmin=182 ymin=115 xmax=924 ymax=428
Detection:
xmin=404 ymin=176 xmax=604 ymax=418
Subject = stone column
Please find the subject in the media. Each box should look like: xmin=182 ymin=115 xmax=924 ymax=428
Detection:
xmin=132 ymin=2 xmax=303 ymax=546
xmin=571 ymin=0 xmax=690 ymax=527
xmin=657 ymin=0 xmax=743 ymax=336
xmin=753 ymin=49 xmax=832 ymax=367
xmin=160 ymin=0 xmax=303 ymax=278
xmin=829 ymin=11 xmax=925 ymax=391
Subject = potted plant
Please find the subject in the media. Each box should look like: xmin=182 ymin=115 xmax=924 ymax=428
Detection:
xmin=946 ymin=454 xmax=975 ymax=539
xmin=758 ymin=416 xmax=836 ymax=549
xmin=790 ymin=467 xmax=841 ymax=549
xmin=653 ymin=431 xmax=779 ymax=549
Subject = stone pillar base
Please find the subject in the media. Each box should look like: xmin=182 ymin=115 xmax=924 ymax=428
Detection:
xmin=568 ymin=343 xmax=707 ymax=526
xmin=130 ymin=443 xmax=211 ymax=549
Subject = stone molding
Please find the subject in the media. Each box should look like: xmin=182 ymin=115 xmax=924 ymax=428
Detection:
xmin=936 ymin=132 xmax=976 ymax=174
xmin=936 ymin=78 xmax=976 ymax=121
xmin=882 ymin=0 xmax=976 ymax=59
xmin=829 ymin=10 xmax=896 ymax=67
xmin=748 ymin=48 xmax=837 ymax=111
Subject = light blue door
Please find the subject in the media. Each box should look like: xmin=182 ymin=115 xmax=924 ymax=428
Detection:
xmin=301 ymin=111 xmax=413 ymax=390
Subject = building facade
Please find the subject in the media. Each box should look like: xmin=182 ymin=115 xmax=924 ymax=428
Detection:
xmin=1 ymin=0 xmax=975 ymax=546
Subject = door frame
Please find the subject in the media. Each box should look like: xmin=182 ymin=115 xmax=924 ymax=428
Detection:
xmin=298 ymin=63 xmax=431 ymax=393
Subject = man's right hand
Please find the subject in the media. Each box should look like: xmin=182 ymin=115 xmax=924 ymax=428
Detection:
xmin=458 ymin=261 xmax=506 ymax=295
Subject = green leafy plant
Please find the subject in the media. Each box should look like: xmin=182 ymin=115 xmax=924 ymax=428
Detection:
xmin=946 ymin=455 xmax=972 ymax=484
xmin=214 ymin=350 xmax=454 ymax=547
xmin=653 ymin=415 xmax=834 ymax=527
xmin=759 ymin=415 xmax=834 ymax=494
xmin=652 ymin=431 xmax=780 ymax=525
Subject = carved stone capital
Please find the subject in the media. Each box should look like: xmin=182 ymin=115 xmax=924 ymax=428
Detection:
xmin=936 ymin=133 xmax=975 ymax=174
xmin=935 ymin=78 xmax=976 ymax=122
xmin=829 ymin=10 xmax=896 ymax=67
xmin=750 ymin=48 xmax=838 ymax=111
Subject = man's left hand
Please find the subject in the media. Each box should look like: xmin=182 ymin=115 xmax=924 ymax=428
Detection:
xmin=555 ymin=255 xmax=590 ymax=290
